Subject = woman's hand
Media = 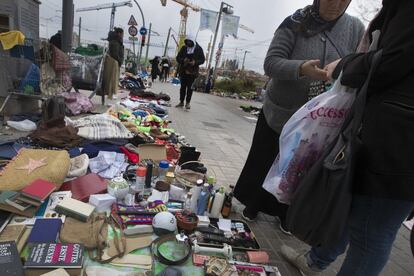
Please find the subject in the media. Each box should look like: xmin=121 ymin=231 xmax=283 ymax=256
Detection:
xmin=324 ymin=59 xmax=341 ymax=81
xmin=300 ymin=60 xmax=329 ymax=81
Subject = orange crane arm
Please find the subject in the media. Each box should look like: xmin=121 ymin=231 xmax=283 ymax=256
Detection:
xmin=171 ymin=0 xmax=200 ymax=12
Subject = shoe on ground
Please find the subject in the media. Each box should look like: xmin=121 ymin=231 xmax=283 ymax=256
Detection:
xmin=280 ymin=245 xmax=322 ymax=276
xmin=276 ymin=216 xmax=292 ymax=236
xmin=175 ymin=102 xmax=184 ymax=108
xmin=185 ymin=103 xmax=191 ymax=110
xmin=242 ymin=208 xmax=257 ymax=222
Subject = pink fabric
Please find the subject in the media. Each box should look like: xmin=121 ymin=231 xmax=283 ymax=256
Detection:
xmin=61 ymin=92 xmax=94 ymax=115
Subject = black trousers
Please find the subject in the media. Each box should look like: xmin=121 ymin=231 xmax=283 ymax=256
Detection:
xmin=234 ymin=110 xmax=289 ymax=218
xmin=180 ymin=75 xmax=196 ymax=103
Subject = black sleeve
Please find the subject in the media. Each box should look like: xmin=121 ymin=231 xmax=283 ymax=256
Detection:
xmin=176 ymin=46 xmax=186 ymax=65
xmin=194 ymin=46 xmax=206 ymax=66
xmin=335 ymin=1 xmax=414 ymax=90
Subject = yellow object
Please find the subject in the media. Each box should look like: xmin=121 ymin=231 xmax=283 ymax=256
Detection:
xmin=0 ymin=31 xmax=25 ymax=50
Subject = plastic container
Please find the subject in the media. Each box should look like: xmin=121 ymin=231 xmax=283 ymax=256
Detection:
xmin=190 ymin=179 xmax=203 ymax=213
xmin=210 ymin=187 xmax=225 ymax=218
xmin=158 ymin=160 xmax=170 ymax=181
xmin=197 ymin=184 xmax=210 ymax=216
xmin=184 ymin=192 xmax=192 ymax=213
xmin=135 ymin=167 xmax=147 ymax=193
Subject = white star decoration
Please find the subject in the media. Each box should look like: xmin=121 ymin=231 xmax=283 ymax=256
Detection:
xmin=16 ymin=157 xmax=48 ymax=174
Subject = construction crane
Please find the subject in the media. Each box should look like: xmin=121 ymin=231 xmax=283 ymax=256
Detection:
xmin=160 ymin=0 xmax=200 ymax=50
xmin=76 ymin=1 xmax=133 ymax=32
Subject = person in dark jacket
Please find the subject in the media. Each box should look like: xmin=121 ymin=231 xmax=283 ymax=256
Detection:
xmin=175 ymin=35 xmax=205 ymax=109
xmin=160 ymin=57 xmax=171 ymax=82
xmin=150 ymin=56 xmax=161 ymax=82
xmin=50 ymin=31 xmax=62 ymax=50
xmin=108 ymin=27 xmax=124 ymax=67
xmin=284 ymin=1 xmax=414 ymax=275
xmin=234 ymin=0 xmax=363 ymax=228
xmin=102 ymin=27 xmax=124 ymax=99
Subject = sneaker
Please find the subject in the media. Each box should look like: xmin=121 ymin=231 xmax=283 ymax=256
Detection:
xmin=242 ymin=208 xmax=258 ymax=222
xmin=185 ymin=103 xmax=191 ymax=110
xmin=276 ymin=216 xmax=292 ymax=236
xmin=280 ymin=245 xmax=322 ymax=276
xmin=175 ymin=102 xmax=184 ymax=108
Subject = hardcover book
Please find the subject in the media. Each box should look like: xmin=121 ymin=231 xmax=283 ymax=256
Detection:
xmin=25 ymin=243 xmax=84 ymax=269
xmin=0 ymin=241 xmax=24 ymax=276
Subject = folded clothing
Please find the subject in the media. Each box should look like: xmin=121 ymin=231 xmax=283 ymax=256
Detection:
xmin=30 ymin=125 xmax=83 ymax=149
xmin=81 ymin=142 xmax=123 ymax=158
xmin=72 ymin=114 xmax=133 ymax=140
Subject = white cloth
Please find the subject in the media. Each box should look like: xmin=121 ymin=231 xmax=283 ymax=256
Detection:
xmin=89 ymin=151 xmax=126 ymax=179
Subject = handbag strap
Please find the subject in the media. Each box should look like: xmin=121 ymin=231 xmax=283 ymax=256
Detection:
xmin=350 ymin=50 xmax=383 ymax=136
xmin=88 ymin=216 xmax=127 ymax=264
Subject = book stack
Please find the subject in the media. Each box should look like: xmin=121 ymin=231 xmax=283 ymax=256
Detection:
xmin=0 ymin=179 xmax=56 ymax=215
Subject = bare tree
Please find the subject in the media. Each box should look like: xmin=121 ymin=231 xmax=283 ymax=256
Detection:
xmin=352 ymin=0 xmax=382 ymax=24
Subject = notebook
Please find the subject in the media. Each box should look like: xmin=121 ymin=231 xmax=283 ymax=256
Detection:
xmin=28 ymin=218 xmax=62 ymax=243
xmin=55 ymin=198 xmax=95 ymax=222
xmin=60 ymin=173 xmax=107 ymax=202
xmin=21 ymin=179 xmax=56 ymax=202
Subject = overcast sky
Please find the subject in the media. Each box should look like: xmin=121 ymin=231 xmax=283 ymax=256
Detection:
xmin=39 ymin=0 xmax=380 ymax=73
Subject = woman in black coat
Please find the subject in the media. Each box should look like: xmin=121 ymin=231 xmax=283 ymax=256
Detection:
xmin=284 ymin=1 xmax=414 ymax=275
xmin=150 ymin=57 xmax=161 ymax=82
xmin=175 ymin=35 xmax=205 ymax=110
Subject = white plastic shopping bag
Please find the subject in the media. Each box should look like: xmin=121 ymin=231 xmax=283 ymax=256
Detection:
xmin=263 ymin=77 xmax=355 ymax=204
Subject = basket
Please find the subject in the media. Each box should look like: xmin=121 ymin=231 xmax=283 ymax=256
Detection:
xmin=176 ymin=211 xmax=199 ymax=234
xmin=174 ymin=161 xmax=207 ymax=188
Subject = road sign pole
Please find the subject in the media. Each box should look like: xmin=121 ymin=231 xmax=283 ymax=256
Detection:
xmin=144 ymin=23 xmax=152 ymax=64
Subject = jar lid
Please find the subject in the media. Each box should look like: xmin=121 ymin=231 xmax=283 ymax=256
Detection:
xmin=159 ymin=160 xmax=170 ymax=169
xmin=136 ymin=167 xmax=147 ymax=177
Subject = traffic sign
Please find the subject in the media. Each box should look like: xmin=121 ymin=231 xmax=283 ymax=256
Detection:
xmin=140 ymin=27 xmax=148 ymax=36
xmin=129 ymin=36 xmax=138 ymax=41
xmin=128 ymin=15 xmax=138 ymax=26
xmin=128 ymin=25 xmax=138 ymax=37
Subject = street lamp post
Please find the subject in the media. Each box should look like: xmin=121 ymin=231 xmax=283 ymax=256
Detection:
xmin=206 ymin=2 xmax=233 ymax=90
xmin=132 ymin=0 xmax=146 ymax=67
xmin=242 ymin=50 xmax=250 ymax=71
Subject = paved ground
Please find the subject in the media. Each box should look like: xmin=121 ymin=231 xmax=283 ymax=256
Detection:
xmin=151 ymin=81 xmax=414 ymax=276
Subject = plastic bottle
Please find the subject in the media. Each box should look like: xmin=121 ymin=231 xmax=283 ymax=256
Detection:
xmin=144 ymin=161 xmax=153 ymax=197
xmin=135 ymin=167 xmax=147 ymax=193
xmin=221 ymin=185 xmax=235 ymax=218
xmin=190 ymin=179 xmax=203 ymax=213
xmin=197 ymin=184 xmax=210 ymax=216
xmin=210 ymin=187 xmax=226 ymax=218
xmin=207 ymin=190 xmax=216 ymax=213
xmin=158 ymin=160 xmax=170 ymax=181
xmin=207 ymin=176 xmax=216 ymax=187
xmin=184 ymin=192 xmax=192 ymax=213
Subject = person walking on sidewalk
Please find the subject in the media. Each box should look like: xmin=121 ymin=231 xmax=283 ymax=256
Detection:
xmin=234 ymin=0 xmax=364 ymax=230
xmin=175 ymin=35 xmax=205 ymax=110
xmin=150 ymin=56 xmax=161 ymax=82
xmin=160 ymin=57 xmax=171 ymax=82
xmin=282 ymin=1 xmax=414 ymax=275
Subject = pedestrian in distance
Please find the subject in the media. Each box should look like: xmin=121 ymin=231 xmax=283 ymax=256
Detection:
xmin=150 ymin=56 xmax=161 ymax=82
xmin=102 ymin=27 xmax=124 ymax=99
xmin=175 ymin=35 xmax=205 ymax=110
xmin=160 ymin=57 xmax=171 ymax=82
xmin=283 ymin=1 xmax=414 ymax=275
